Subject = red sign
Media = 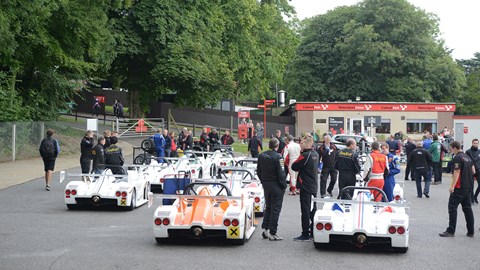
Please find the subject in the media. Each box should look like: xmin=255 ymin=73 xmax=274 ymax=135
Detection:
xmin=265 ymin=99 xmax=276 ymax=104
xmin=257 ymin=105 xmax=265 ymax=108
xmin=295 ymin=103 xmax=456 ymax=112
xmin=237 ymin=111 xmax=250 ymax=118
xmin=94 ymin=95 xmax=106 ymax=104
xmin=464 ymin=126 xmax=469 ymax=134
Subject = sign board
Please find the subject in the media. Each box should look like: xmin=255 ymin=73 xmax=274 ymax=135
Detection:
xmin=464 ymin=126 xmax=469 ymax=134
xmin=265 ymin=99 xmax=276 ymax=104
xmin=87 ymin=118 xmax=98 ymax=132
xmin=237 ymin=111 xmax=250 ymax=119
xmin=94 ymin=95 xmax=106 ymax=104
xmin=364 ymin=116 xmax=382 ymax=127
xmin=296 ymin=103 xmax=455 ymax=112
xmin=329 ymin=117 xmax=344 ymax=135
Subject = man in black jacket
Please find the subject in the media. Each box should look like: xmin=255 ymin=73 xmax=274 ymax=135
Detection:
xmin=317 ymin=135 xmax=338 ymax=198
xmin=404 ymin=136 xmax=416 ymax=181
xmin=80 ymin=130 xmax=94 ymax=173
xmin=105 ymin=136 xmax=125 ymax=175
xmin=163 ymin=129 xmax=172 ymax=158
xmin=334 ymin=139 xmax=361 ymax=198
xmin=257 ymin=138 xmax=287 ymax=241
xmin=465 ymin=138 xmax=480 ymax=203
xmin=292 ymin=135 xmax=319 ymax=241
xmin=248 ymin=130 xmax=262 ymax=158
xmin=91 ymin=137 xmax=105 ymax=174
xmin=409 ymin=141 xmax=433 ymax=198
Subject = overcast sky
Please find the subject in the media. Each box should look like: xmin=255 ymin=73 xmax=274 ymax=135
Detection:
xmin=289 ymin=0 xmax=479 ymax=60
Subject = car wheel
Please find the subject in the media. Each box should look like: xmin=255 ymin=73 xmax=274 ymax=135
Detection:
xmin=155 ymin=238 xmax=169 ymax=244
xmin=127 ymin=189 xmax=136 ymax=211
xmin=141 ymin=139 xmax=155 ymax=152
xmin=133 ymin=154 xmax=145 ymax=165
xmin=66 ymin=204 xmax=77 ymax=210
xmin=393 ymin=247 xmax=408 ymax=253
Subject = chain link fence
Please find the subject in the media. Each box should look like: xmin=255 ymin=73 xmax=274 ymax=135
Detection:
xmin=0 ymin=122 xmax=84 ymax=163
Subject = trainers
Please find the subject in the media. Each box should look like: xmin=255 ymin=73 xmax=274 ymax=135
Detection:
xmin=46 ymin=186 xmax=50 ymax=191
xmin=262 ymin=229 xmax=270 ymax=239
xmin=293 ymin=235 xmax=311 ymax=242
xmin=423 ymin=191 xmax=430 ymax=198
xmin=467 ymin=233 xmax=474 ymax=237
xmin=439 ymin=231 xmax=454 ymax=237
xmin=269 ymin=234 xmax=283 ymax=241
xmin=328 ymin=191 xmax=333 ymax=197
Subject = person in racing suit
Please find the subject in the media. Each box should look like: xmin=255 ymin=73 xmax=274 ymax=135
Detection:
xmin=381 ymin=143 xmax=400 ymax=201
xmin=152 ymin=128 xmax=166 ymax=162
xmin=363 ymin=142 xmax=389 ymax=202
xmin=334 ymin=139 xmax=361 ymax=199
xmin=292 ymin=135 xmax=319 ymax=241
xmin=105 ymin=136 xmax=125 ymax=174
xmin=257 ymin=138 xmax=287 ymax=241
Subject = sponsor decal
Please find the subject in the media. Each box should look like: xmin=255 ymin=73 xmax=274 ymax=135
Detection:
xmin=120 ymin=199 xmax=126 ymax=206
xmin=228 ymin=226 xmax=240 ymax=238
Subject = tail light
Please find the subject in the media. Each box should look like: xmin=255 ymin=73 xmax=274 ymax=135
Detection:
xmin=394 ymin=195 xmax=401 ymax=201
xmin=397 ymin=226 xmax=405 ymax=235
xmin=71 ymin=189 xmax=77 ymax=196
xmin=232 ymin=219 xmax=239 ymax=226
xmin=223 ymin=219 xmax=231 ymax=226
xmin=254 ymin=197 xmax=260 ymax=203
xmin=162 ymin=218 xmax=170 ymax=226
xmin=388 ymin=226 xmax=397 ymax=234
xmin=191 ymin=169 xmax=196 ymax=174
xmin=316 ymin=223 xmax=324 ymax=230
xmin=65 ymin=190 xmax=71 ymax=196
xmin=115 ymin=191 xmax=121 ymax=197
xmin=154 ymin=218 xmax=162 ymax=226
xmin=121 ymin=191 xmax=127 ymax=197
xmin=160 ymin=178 xmax=165 ymax=183
xmin=324 ymin=223 xmax=332 ymax=231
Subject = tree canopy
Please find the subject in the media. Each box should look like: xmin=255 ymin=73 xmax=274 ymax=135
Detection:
xmin=456 ymin=52 xmax=480 ymax=115
xmin=284 ymin=0 xmax=466 ymax=103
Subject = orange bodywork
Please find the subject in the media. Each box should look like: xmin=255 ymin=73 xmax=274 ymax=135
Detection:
xmin=173 ymin=187 xmax=237 ymax=226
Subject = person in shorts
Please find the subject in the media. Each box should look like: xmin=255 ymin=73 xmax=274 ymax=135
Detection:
xmin=39 ymin=129 xmax=60 ymax=191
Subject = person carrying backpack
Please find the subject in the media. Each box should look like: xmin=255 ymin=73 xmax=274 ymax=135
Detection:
xmin=39 ymin=129 xmax=60 ymax=191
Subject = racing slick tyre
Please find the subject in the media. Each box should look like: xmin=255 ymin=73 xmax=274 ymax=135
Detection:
xmin=66 ymin=204 xmax=77 ymax=210
xmin=393 ymin=247 xmax=408 ymax=253
xmin=133 ymin=154 xmax=145 ymax=165
xmin=127 ymin=189 xmax=136 ymax=211
xmin=155 ymin=238 xmax=169 ymax=244
xmin=141 ymin=139 xmax=156 ymax=154
xmin=209 ymin=164 xmax=217 ymax=178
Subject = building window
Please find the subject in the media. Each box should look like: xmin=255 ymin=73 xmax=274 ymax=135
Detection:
xmin=316 ymin=119 xmax=326 ymax=124
xmin=407 ymin=120 xmax=437 ymax=134
xmin=375 ymin=119 xmax=391 ymax=134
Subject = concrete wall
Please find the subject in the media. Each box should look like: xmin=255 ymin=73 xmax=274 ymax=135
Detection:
xmin=453 ymin=117 xmax=480 ymax=148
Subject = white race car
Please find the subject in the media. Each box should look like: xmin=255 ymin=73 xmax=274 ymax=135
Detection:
xmin=150 ymin=157 xmax=195 ymax=194
xmin=151 ymin=181 xmax=255 ymax=245
xmin=60 ymin=167 xmax=151 ymax=210
xmin=216 ymin=167 xmax=264 ymax=216
xmin=313 ymin=186 xmax=409 ymax=253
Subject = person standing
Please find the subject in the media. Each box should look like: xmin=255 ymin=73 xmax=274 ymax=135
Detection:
xmin=182 ymin=130 xmax=193 ymax=150
xmin=257 ymin=138 xmax=287 ymax=241
xmin=404 ymin=137 xmax=416 ymax=181
xmin=208 ymin=128 xmax=220 ymax=148
xmin=409 ymin=141 xmax=433 ymax=198
xmin=256 ymin=122 xmax=264 ymax=140
xmin=381 ymin=144 xmax=400 ymax=201
xmin=364 ymin=142 xmax=388 ymax=202
xmin=317 ymin=135 xmax=338 ymax=198
xmin=465 ymin=138 xmax=480 ymax=204
xmin=283 ymin=135 xmax=301 ymax=195
xmin=103 ymin=130 xmax=112 ymax=149
xmin=439 ymin=141 xmax=475 ymax=237
xmin=334 ymin=139 xmax=361 ymax=198
xmin=92 ymin=99 xmax=101 ymax=117
xmin=80 ymin=130 xmax=94 ymax=174
xmin=199 ymin=128 xmax=210 ymax=151
xmin=430 ymin=134 xmax=448 ymax=185
xmin=169 ymin=131 xmax=177 ymax=157
xmin=386 ymin=135 xmax=399 ymax=156
xmin=105 ymin=136 xmax=125 ymax=174
xmin=220 ymin=130 xmax=234 ymax=145
xmin=113 ymin=100 xmax=125 ymax=120
xmin=248 ymin=130 xmax=262 ymax=158
xmin=152 ymin=128 xmax=165 ymax=162
xmin=91 ymin=137 xmax=105 ymax=174
xmin=39 ymin=129 xmax=60 ymax=191
xmin=275 ymin=130 xmax=286 ymax=154
xmin=163 ymin=129 xmax=172 ymax=158
xmin=292 ymin=135 xmax=319 ymax=241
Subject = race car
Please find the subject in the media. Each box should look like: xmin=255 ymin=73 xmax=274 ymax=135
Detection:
xmin=235 ymin=157 xmax=258 ymax=173
xmin=60 ymin=167 xmax=151 ymax=210
xmin=151 ymin=181 xmax=256 ymax=245
xmin=312 ymin=186 xmax=409 ymax=253
xmin=150 ymin=156 xmax=195 ymax=194
xmin=216 ymin=167 xmax=264 ymax=216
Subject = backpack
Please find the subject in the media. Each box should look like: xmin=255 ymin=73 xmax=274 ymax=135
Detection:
xmin=41 ymin=138 xmax=56 ymax=158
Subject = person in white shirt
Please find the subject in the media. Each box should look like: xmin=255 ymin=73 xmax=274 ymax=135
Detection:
xmin=283 ymin=135 xmax=301 ymax=195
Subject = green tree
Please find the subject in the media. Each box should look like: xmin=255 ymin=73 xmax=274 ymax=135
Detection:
xmin=284 ymin=0 xmax=465 ymax=103
xmin=456 ymin=52 xmax=480 ymax=115
xmin=0 ymin=0 xmax=115 ymax=121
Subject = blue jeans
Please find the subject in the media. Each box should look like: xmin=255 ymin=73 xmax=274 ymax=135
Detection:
xmin=415 ymin=170 xmax=431 ymax=197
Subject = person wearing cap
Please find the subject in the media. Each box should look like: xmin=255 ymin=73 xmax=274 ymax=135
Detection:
xmin=408 ymin=141 xmax=433 ymax=198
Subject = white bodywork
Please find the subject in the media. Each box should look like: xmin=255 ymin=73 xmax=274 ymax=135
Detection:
xmin=151 ymin=182 xmax=255 ymax=244
xmin=313 ymin=187 xmax=409 ymax=253
xmin=60 ymin=168 xmax=150 ymax=210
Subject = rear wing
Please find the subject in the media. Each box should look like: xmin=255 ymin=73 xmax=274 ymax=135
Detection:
xmin=59 ymin=170 xmax=127 ymax=183
xmin=313 ymin=196 xmax=410 ymax=214
xmin=148 ymin=192 xmax=243 ymax=208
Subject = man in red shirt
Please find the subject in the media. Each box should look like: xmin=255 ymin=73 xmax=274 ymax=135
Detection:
xmin=364 ymin=142 xmax=388 ymax=202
